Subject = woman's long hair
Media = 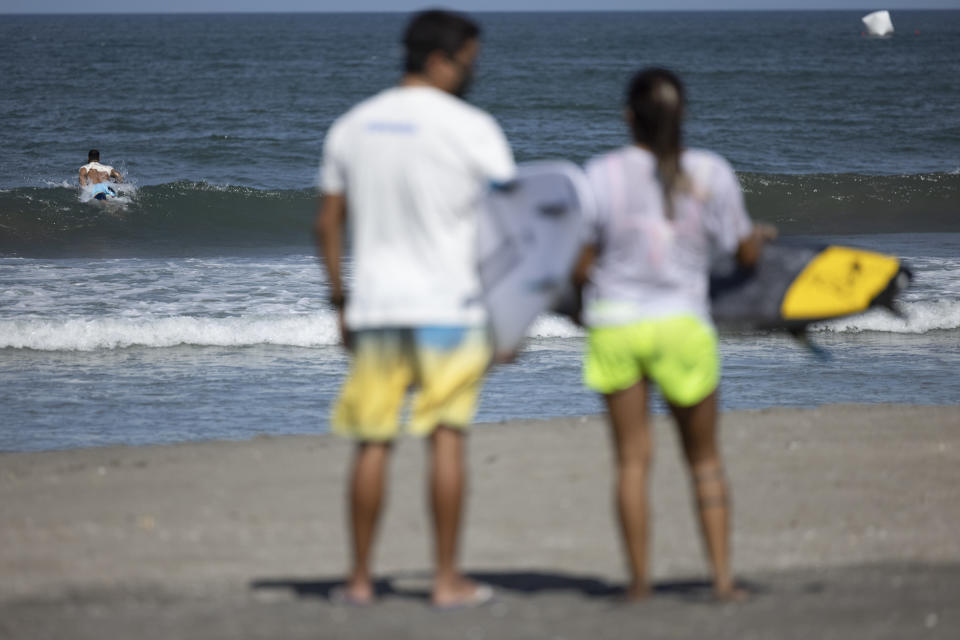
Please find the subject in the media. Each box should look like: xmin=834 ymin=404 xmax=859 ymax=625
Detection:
xmin=627 ymin=68 xmax=687 ymax=219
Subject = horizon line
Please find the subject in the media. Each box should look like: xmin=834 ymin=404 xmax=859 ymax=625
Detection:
xmin=2 ymin=7 xmax=956 ymax=15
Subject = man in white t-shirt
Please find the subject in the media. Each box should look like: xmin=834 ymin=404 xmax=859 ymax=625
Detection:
xmin=314 ymin=9 xmax=515 ymax=608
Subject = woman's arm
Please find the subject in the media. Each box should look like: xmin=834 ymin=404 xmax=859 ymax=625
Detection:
xmin=735 ymin=223 xmax=777 ymax=268
xmin=562 ymin=244 xmax=597 ymax=326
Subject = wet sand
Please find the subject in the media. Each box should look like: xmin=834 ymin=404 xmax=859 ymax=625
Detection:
xmin=1 ymin=404 xmax=958 ymax=639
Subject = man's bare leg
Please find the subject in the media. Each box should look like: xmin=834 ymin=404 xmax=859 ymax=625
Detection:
xmin=670 ymin=391 xmax=744 ymax=600
xmin=344 ymin=441 xmax=392 ymax=602
xmin=604 ymin=381 xmax=653 ymax=600
xmin=428 ymin=425 xmax=485 ymax=606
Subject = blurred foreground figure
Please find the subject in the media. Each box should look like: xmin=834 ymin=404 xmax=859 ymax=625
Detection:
xmin=314 ymin=9 xmax=515 ymax=608
xmin=573 ymin=68 xmax=775 ymax=601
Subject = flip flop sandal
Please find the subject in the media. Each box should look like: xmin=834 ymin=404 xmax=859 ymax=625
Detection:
xmin=329 ymin=585 xmax=374 ymax=607
xmin=432 ymin=583 xmax=495 ymax=611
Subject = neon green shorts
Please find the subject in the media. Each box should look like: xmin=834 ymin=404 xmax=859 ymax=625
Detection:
xmin=332 ymin=326 xmax=491 ymax=441
xmin=584 ymin=315 xmax=719 ymax=407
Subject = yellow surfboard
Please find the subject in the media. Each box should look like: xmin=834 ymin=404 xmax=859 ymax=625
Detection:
xmin=710 ymin=243 xmax=912 ymax=331
xmin=781 ymin=247 xmax=902 ymax=320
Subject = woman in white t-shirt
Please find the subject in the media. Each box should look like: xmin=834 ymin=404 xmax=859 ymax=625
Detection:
xmin=573 ymin=68 xmax=775 ymax=600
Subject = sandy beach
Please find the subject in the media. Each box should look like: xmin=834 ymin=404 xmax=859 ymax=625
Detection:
xmin=2 ymin=403 xmax=959 ymax=639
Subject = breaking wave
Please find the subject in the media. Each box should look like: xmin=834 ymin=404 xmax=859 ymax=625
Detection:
xmin=1 ymin=172 xmax=957 ymax=257
xmin=2 ymin=298 xmax=955 ymax=352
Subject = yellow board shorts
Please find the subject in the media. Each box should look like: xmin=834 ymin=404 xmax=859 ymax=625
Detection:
xmin=584 ymin=314 xmax=719 ymax=408
xmin=332 ymin=326 xmax=491 ymax=441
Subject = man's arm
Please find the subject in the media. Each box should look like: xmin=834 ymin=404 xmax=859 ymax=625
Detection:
xmin=110 ymin=168 xmax=124 ymax=183
xmin=79 ymin=168 xmax=88 ymax=187
xmin=314 ymin=192 xmax=349 ymax=347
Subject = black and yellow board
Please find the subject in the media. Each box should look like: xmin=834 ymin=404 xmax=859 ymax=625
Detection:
xmin=709 ymin=243 xmax=912 ymax=332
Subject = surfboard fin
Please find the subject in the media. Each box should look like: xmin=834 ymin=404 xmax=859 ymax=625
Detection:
xmin=789 ymin=328 xmax=831 ymax=361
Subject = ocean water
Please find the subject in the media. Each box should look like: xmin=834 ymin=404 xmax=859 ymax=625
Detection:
xmin=1 ymin=12 xmax=958 ymax=451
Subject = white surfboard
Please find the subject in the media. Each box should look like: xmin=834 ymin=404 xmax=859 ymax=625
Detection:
xmin=79 ymin=182 xmax=133 ymax=206
xmin=478 ymin=161 xmax=592 ymax=362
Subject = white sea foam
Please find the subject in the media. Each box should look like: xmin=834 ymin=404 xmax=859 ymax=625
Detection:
xmin=0 ymin=312 xmax=580 ymax=351
xmin=2 ymin=250 xmax=955 ymax=351
xmin=526 ymin=300 xmax=960 ymax=338
xmin=811 ymin=299 xmax=960 ymax=334
xmin=3 ymin=299 xmax=955 ymax=351
xmin=527 ymin=314 xmax=584 ymax=339
xmin=0 ymin=314 xmax=340 ymax=351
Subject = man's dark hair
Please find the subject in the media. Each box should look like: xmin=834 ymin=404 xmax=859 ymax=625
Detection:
xmin=402 ymin=9 xmax=480 ymax=73
xmin=88 ymin=149 xmax=100 ymax=162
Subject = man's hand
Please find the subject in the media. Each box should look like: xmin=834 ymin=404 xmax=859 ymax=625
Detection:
xmin=315 ymin=193 xmax=350 ymax=350
xmin=338 ymin=308 xmax=352 ymax=352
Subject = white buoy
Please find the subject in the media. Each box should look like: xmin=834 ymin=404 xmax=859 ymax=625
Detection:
xmin=862 ymin=10 xmax=894 ymax=37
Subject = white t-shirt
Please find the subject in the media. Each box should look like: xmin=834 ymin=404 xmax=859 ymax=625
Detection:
xmin=319 ymin=86 xmax=515 ymax=329
xmin=80 ymin=162 xmax=115 ymax=174
xmin=582 ymin=146 xmax=753 ymax=327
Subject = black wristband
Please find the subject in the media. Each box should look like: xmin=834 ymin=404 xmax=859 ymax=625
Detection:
xmin=329 ymin=292 xmax=346 ymax=309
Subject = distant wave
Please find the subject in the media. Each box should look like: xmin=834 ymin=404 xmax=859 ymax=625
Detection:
xmin=739 ymin=172 xmax=959 ymax=234
xmin=2 ymin=299 xmax=955 ymax=352
xmin=1 ymin=173 xmax=958 ymax=257
xmin=0 ymin=182 xmax=316 ymax=257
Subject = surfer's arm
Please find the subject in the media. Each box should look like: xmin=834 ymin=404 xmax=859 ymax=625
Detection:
xmin=110 ymin=168 xmax=124 ymax=183
xmin=314 ymin=193 xmax=348 ymax=308
xmin=735 ymin=223 xmax=777 ymax=267
xmin=79 ymin=168 xmax=88 ymax=186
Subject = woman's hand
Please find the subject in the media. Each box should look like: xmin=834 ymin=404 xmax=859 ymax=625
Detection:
xmin=736 ymin=224 xmax=777 ymax=267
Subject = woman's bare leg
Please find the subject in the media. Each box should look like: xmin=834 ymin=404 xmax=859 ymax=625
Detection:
xmin=604 ymin=381 xmax=654 ymax=600
xmin=670 ymin=391 xmax=743 ymax=599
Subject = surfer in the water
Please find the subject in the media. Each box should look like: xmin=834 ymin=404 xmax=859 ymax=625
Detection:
xmin=572 ymin=68 xmax=776 ymax=601
xmin=314 ymin=10 xmax=514 ymax=608
xmin=79 ymin=149 xmax=123 ymax=200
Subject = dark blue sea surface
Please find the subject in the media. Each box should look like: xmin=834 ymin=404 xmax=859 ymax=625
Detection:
xmin=1 ymin=12 xmax=958 ymax=451
xmin=2 ymin=11 xmax=959 ymax=189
